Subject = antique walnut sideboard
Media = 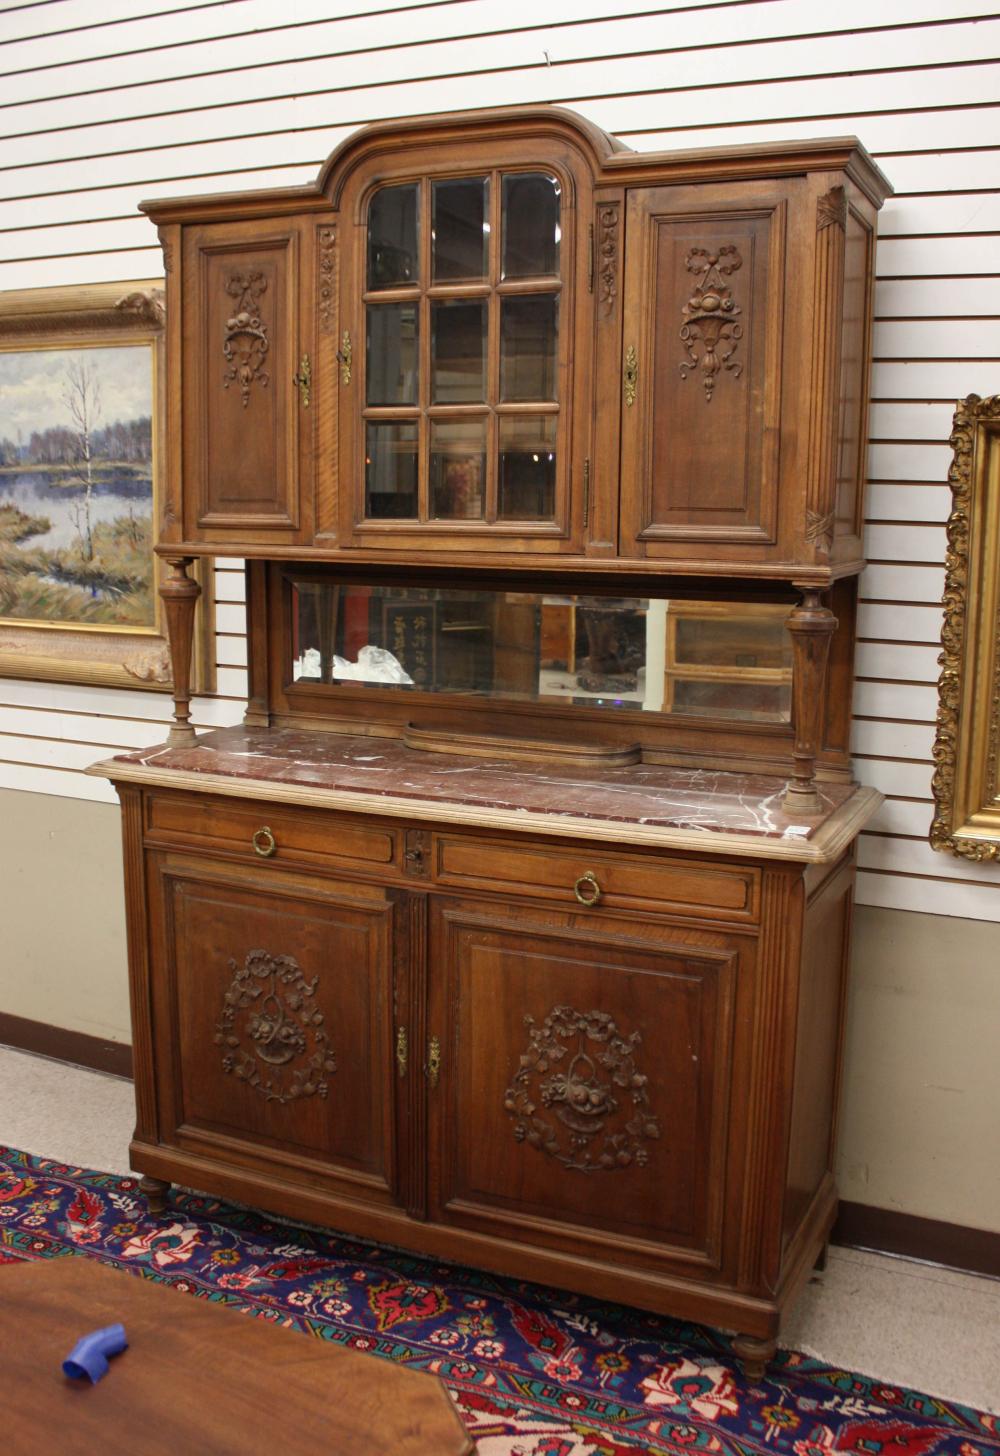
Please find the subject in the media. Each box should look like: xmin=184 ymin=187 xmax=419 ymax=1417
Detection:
xmin=90 ymin=107 xmax=891 ymax=1378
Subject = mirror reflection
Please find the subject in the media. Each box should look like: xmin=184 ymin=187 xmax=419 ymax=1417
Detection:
xmin=292 ymin=582 xmax=792 ymax=721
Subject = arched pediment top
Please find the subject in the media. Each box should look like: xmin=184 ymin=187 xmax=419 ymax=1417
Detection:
xmin=314 ymin=105 xmax=630 ymax=206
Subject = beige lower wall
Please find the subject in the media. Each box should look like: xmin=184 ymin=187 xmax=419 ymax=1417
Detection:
xmin=0 ymin=787 xmax=997 ymax=1232
xmin=837 ymin=903 xmax=1000 ymax=1232
xmin=0 ymin=788 xmax=130 ymax=1044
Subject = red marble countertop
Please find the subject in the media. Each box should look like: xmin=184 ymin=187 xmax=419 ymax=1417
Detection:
xmin=94 ymin=726 xmax=877 ymax=853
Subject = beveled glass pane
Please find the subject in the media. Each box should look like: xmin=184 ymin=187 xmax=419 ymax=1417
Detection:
xmin=500 ymin=294 xmax=558 ymax=401
xmin=432 ymin=177 xmax=488 ymax=282
xmin=498 ymin=415 xmax=556 ymax=520
xmin=367 ymin=183 xmax=418 ymax=290
xmin=430 ymin=419 xmax=486 ymax=519
xmin=366 ymin=303 xmax=418 ymax=406
xmin=365 ymin=421 xmax=418 ymax=518
xmin=431 ymin=299 xmax=486 ymax=403
xmin=501 ymin=173 xmax=560 ymax=279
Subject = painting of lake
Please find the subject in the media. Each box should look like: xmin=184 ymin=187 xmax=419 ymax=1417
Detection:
xmin=0 ymin=342 xmax=155 ymax=628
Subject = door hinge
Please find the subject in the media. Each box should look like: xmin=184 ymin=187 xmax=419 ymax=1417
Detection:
xmin=426 ymin=1035 xmax=441 ymax=1089
xmin=337 ymin=330 xmax=352 ymax=385
xmin=582 ymin=457 xmax=591 ymax=528
xmin=624 ymin=344 xmax=638 ymax=408
xmin=292 ymin=353 xmax=311 ymax=408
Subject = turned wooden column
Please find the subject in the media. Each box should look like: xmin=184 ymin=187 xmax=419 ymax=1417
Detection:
xmin=160 ymin=556 xmax=201 ymax=746
xmin=783 ymin=586 xmax=837 ymax=815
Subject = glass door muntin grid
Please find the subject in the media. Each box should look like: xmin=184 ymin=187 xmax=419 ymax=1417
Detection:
xmin=362 ymin=168 xmax=564 ymax=527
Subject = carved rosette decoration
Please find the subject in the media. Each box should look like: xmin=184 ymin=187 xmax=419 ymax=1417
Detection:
xmin=317 ymin=225 xmax=337 ymax=333
xmin=215 ymin=949 xmax=337 ymax=1103
xmin=597 ymin=205 xmax=619 ymax=315
xmin=930 ymin=395 xmax=1000 ymax=860
xmin=503 ymin=1005 xmax=661 ymax=1173
xmin=678 ymin=245 xmax=744 ymax=402
xmin=222 ymin=271 xmax=270 ymax=407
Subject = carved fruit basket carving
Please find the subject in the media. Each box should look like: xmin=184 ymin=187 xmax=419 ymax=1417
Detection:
xmin=503 ymin=1005 xmax=661 ymax=1172
xmin=215 ymin=949 xmax=337 ymax=1104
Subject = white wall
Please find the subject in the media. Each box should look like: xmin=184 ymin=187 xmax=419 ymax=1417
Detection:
xmin=1 ymin=0 xmax=999 ymax=930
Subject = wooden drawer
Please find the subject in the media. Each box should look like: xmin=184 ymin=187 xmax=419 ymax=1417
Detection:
xmin=433 ymin=835 xmax=759 ymax=923
xmin=145 ymin=793 xmax=398 ymax=877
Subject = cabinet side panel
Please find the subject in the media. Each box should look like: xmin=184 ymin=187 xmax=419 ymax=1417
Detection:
xmin=783 ymin=853 xmax=855 ymax=1249
xmin=835 ymin=205 xmax=875 ymax=550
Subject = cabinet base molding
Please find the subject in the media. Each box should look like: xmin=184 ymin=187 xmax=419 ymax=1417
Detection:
xmin=129 ymin=1137 xmax=792 ymax=1340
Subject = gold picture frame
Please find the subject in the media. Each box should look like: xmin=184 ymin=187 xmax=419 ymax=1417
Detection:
xmin=0 ymin=281 xmax=213 ymax=692
xmin=931 ymin=394 xmax=1000 ymax=859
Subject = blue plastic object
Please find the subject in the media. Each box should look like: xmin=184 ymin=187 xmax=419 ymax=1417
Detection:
xmin=62 ymin=1324 xmax=128 ymax=1384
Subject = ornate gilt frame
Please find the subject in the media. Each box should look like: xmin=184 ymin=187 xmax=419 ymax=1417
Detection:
xmin=0 ymin=281 xmax=213 ymax=692
xmin=931 ymin=394 xmax=1000 ymax=859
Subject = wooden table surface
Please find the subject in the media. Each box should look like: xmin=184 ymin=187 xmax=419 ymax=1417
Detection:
xmin=2 ymin=1256 xmax=474 ymax=1455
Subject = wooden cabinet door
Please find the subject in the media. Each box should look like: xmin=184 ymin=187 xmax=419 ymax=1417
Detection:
xmin=618 ymin=180 xmax=808 ymax=565
xmin=147 ymin=854 xmax=402 ymax=1210
xmin=180 ymin=216 xmax=313 ymax=543
xmin=427 ymin=899 xmax=739 ymax=1275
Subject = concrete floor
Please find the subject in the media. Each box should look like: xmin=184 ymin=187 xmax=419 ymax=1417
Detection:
xmin=1 ymin=1043 xmax=997 ymax=1414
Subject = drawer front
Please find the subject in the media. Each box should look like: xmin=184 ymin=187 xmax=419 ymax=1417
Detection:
xmin=145 ymin=793 xmax=398 ymax=877
xmin=433 ymin=835 xmax=758 ymax=922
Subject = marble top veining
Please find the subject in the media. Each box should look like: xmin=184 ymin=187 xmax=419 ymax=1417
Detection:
xmin=105 ymin=726 xmax=860 ymax=844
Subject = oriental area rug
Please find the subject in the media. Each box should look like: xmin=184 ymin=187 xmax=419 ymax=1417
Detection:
xmin=1 ymin=1146 xmax=996 ymax=1456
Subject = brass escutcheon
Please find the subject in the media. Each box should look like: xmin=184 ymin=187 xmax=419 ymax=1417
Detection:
xmin=252 ymin=826 xmax=277 ymax=858
xmin=573 ymin=870 xmax=602 ymax=906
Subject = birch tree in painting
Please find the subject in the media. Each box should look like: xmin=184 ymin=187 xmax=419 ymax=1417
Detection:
xmin=62 ymin=358 xmax=102 ymax=562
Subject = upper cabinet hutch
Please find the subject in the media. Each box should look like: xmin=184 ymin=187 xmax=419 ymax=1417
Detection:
xmin=92 ymin=108 xmax=891 ymax=1380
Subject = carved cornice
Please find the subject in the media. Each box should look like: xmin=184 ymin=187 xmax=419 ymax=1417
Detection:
xmin=930 ymin=394 xmax=1000 ymax=860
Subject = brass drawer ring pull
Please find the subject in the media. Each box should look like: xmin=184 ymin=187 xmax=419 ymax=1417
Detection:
xmin=252 ymin=826 xmax=277 ymax=858
xmin=574 ymin=870 xmax=602 ymax=906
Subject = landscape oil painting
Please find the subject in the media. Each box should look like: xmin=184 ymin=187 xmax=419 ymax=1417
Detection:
xmin=0 ymin=341 xmax=155 ymax=629
xmin=0 ymin=280 xmax=211 ymax=692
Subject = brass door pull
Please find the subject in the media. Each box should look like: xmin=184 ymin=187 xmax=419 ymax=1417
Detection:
xmin=252 ymin=826 xmax=277 ymax=858
xmin=427 ymin=1036 xmax=441 ymax=1088
xmin=396 ymin=1025 xmax=408 ymax=1078
xmin=573 ymin=870 xmax=601 ymax=906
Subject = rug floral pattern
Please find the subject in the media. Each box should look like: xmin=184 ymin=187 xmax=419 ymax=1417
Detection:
xmin=1 ymin=1147 xmax=996 ymax=1456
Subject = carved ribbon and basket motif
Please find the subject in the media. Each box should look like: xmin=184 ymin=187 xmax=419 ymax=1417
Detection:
xmin=215 ymin=949 xmax=337 ymax=1103
xmin=222 ymin=271 xmax=270 ymax=406
xmin=503 ymin=1005 xmax=661 ymax=1173
xmin=678 ymin=244 xmax=744 ymax=402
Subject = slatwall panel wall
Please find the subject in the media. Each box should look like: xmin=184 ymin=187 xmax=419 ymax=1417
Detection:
xmin=1 ymin=0 xmax=997 ymax=918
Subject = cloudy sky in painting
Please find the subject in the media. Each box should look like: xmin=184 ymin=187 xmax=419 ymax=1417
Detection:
xmin=0 ymin=344 xmax=152 ymax=444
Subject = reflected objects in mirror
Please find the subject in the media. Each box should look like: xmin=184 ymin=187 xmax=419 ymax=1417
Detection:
xmin=291 ymin=579 xmax=793 ymax=723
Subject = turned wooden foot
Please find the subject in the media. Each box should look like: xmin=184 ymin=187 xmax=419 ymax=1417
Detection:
xmin=733 ymin=1333 xmax=777 ymax=1383
xmin=139 ymin=1174 xmax=170 ymax=1216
